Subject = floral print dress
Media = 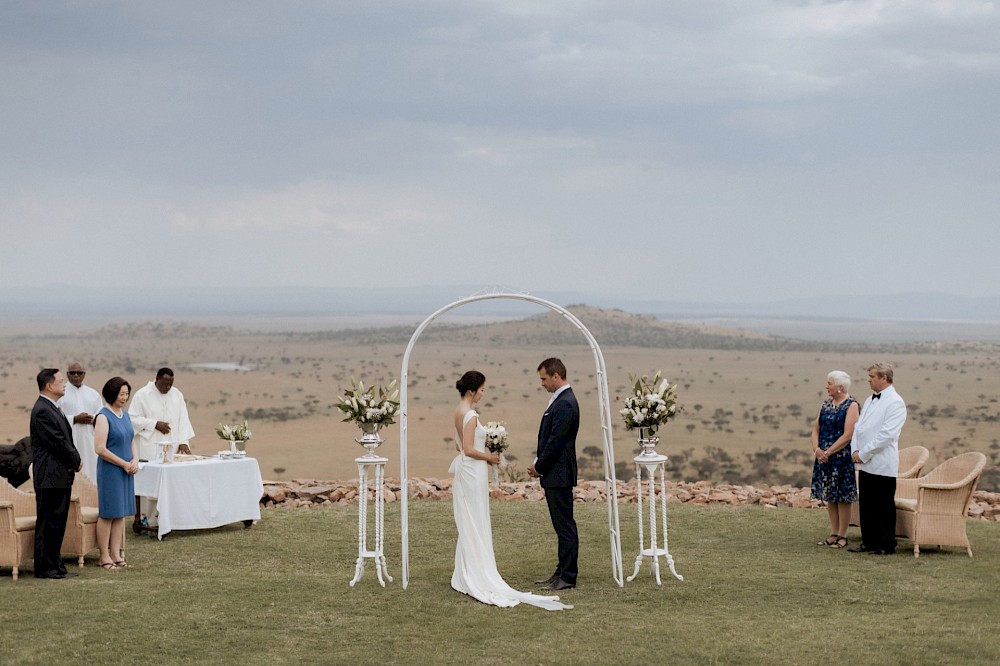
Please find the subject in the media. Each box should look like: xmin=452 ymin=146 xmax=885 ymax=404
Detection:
xmin=810 ymin=397 xmax=859 ymax=503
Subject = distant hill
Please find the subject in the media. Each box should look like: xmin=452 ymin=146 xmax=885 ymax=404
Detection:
xmin=3 ymin=285 xmax=999 ymax=322
xmin=300 ymin=305 xmax=1000 ymax=354
xmin=6 ymin=299 xmax=999 ymax=351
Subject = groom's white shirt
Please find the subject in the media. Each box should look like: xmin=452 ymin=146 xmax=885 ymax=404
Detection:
xmin=850 ymin=384 xmax=906 ymax=477
xmin=547 ymin=383 xmax=571 ymax=406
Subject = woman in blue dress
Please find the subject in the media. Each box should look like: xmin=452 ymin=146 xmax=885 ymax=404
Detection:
xmin=809 ymin=370 xmax=860 ymax=549
xmin=93 ymin=376 xmax=138 ymax=570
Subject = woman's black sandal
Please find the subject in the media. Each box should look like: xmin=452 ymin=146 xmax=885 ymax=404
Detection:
xmin=829 ymin=536 xmax=848 ymax=549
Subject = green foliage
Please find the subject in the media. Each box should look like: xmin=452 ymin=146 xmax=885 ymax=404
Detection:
xmin=1 ymin=503 xmax=998 ymax=665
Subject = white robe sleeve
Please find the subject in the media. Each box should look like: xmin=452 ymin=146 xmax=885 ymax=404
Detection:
xmin=128 ymin=391 xmax=159 ymax=435
xmin=172 ymin=389 xmax=196 ymax=447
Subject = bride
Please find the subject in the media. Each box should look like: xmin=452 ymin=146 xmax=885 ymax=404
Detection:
xmin=449 ymin=370 xmax=572 ymax=611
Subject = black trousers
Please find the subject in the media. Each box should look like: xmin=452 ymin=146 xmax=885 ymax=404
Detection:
xmin=34 ymin=488 xmax=72 ymax=576
xmin=544 ymin=487 xmax=579 ymax=584
xmin=858 ymin=470 xmax=897 ymax=553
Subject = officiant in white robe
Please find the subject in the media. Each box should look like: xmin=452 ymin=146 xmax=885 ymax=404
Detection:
xmin=129 ymin=368 xmax=195 ymax=527
xmin=57 ymin=362 xmax=103 ymax=480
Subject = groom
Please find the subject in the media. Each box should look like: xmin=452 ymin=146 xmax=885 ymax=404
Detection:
xmin=528 ymin=358 xmax=580 ymax=591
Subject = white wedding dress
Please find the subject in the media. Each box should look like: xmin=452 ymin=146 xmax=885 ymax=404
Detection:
xmin=449 ymin=410 xmax=571 ymax=611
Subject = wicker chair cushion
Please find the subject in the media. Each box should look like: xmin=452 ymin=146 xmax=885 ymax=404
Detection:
xmin=13 ymin=516 xmax=36 ymax=531
xmin=894 ymin=498 xmax=917 ymax=512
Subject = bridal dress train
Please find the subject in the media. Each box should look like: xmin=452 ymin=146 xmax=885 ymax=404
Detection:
xmin=450 ymin=410 xmax=572 ymax=611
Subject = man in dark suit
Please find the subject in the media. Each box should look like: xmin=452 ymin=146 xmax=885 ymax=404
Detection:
xmin=528 ymin=358 xmax=580 ymax=591
xmin=30 ymin=368 xmax=82 ymax=579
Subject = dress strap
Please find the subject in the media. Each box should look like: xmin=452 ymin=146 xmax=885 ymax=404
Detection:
xmin=456 ymin=410 xmax=478 ymax=447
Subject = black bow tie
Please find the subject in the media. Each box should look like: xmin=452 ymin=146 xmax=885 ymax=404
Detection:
xmin=872 ymin=393 xmax=881 ymax=400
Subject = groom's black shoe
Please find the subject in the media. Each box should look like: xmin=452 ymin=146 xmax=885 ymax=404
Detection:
xmin=544 ymin=579 xmax=575 ymax=591
xmin=847 ymin=544 xmax=872 ymax=553
xmin=535 ymin=575 xmax=559 ymax=586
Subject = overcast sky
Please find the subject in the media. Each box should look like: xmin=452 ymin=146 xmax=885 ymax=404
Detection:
xmin=2 ymin=1 xmax=998 ymax=304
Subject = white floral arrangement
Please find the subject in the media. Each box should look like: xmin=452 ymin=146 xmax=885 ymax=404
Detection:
xmin=336 ymin=378 xmax=400 ymax=427
xmin=484 ymin=421 xmax=509 ymax=484
xmin=216 ymin=420 xmax=252 ymax=441
xmin=618 ymin=371 xmax=680 ymax=438
xmin=484 ymin=421 xmax=508 ymax=456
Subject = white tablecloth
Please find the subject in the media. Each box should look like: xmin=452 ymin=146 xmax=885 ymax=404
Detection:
xmin=135 ymin=457 xmax=264 ymax=539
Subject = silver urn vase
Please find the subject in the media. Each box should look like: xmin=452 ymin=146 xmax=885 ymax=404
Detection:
xmin=637 ymin=428 xmax=660 ymax=458
xmin=356 ymin=422 xmax=383 ymax=458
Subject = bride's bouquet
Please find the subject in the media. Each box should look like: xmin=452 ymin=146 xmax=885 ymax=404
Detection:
xmin=484 ymin=421 xmax=509 ymax=485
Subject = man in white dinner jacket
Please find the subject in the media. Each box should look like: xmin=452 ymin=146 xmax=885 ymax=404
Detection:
xmin=848 ymin=362 xmax=907 ymax=555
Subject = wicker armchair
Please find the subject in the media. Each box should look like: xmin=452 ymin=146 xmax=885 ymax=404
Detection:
xmin=0 ymin=479 xmax=37 ymax=581
xmin=849 ymin=446 xmax=929 ymax=527
xmin=62 ymin=474 xmax=100 ymax=567
xmin=894 ymin=451 xmax=987 ymax=558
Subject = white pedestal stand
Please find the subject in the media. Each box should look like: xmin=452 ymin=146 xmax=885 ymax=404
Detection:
xmin=349 ymin=455 xmax=393 ymax=587
xmin=626 ymin=453 xmax=684 ymax=585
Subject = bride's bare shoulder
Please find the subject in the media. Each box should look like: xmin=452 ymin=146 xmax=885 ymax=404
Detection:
xmin=454 ymin=406 xmax=477 ymax=426
xmin=454 ymin=405 xmax=468 ymax=426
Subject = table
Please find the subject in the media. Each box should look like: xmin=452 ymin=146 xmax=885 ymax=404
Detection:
xmin=626 ymin=453 xmax=684 ymax=585
xmin=134 ymin=457 xmax=264 ymax=540
xmin=350 ymin=455 xmax=393 ymax=587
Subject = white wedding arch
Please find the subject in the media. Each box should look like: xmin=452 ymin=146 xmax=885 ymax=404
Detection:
xmin=398 ymin=290 xmax=624 ymax=589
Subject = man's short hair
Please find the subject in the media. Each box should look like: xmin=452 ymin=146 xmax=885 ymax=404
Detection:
xmin=37 ymin=368 xmax=59 ymax=391
xmin=537 ymin=357 xmax=567 ymax=380
xmin=868 ymin=362 xmax=894 ymax=384
xmin=156 ymin=367 xmax=174 ymax=379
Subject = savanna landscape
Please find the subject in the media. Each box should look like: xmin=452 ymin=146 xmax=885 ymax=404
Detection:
xmin=4 ymin=306 xmax=1000 ymax=664
xmin=2 ymin=306 xmax=997 ymax=491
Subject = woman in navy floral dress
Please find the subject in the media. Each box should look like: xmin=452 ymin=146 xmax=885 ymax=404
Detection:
xmin=809 ymin=370 xmax=860 ymax=549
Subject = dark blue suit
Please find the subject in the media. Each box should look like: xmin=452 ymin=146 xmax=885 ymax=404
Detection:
xmin=30 ymin=396 xmax=81 ymax=577
xmin=535 ymin=387 xmax=580 ymax=584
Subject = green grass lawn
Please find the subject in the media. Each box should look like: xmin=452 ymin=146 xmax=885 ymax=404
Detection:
xmin=2 ymin=501 xmax=997 ymax=665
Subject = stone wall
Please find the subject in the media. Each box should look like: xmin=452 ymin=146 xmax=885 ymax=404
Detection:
xmin=260 ymin=477 xmax=1000 ymax=521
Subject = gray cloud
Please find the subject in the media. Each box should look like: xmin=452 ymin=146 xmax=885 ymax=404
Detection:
xmin=1 ymin=0 xmax=998 ymax=301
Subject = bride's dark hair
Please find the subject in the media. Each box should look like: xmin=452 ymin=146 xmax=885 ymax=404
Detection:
xmin=456 ymin=370 xmax=486 ymax=396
